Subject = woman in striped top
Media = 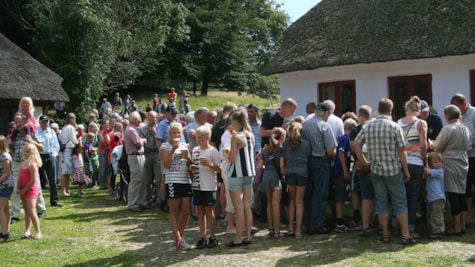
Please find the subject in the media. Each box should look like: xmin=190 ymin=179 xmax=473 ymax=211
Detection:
xmin=160 ymin=122 xmax=193 ymax=250
xmin=225 ymin=109 xmax=256 ymax=247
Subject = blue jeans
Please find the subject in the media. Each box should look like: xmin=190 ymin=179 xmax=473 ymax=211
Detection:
xmin=305 ymin=157 xmax=329 ymax=232
xmin=371 ymin=170 xmax=407 ymax=215
xmin=98 ymin=153 xmax=108 ymax=184
xmin=39 ymin=155 xmax=59 ymax=205
xmin=406 ymin=164 xmax=423 ymax=229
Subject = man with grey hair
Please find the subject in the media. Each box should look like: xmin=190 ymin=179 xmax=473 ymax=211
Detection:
xmin=124 ymin=111 xmax=148 ymax=212
xmin=185 ymin=107 xmax=211 ymax=152
xmin=322 ymin=99 xmax=344 ymax=142
xmin=303 ymin=102 xmax=337 ymax=234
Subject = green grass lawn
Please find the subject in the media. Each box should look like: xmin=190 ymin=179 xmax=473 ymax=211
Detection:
xmin=4 ymin=184 xmax=475 ymax=266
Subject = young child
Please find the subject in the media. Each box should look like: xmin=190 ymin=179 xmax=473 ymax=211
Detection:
xmin=258 ymin=127 xmax=286 ymax=239
xmin=72 ymin=144 xmax=91 ymax=197
xmin=331 ymin=118 xmax=358 ymax=232
xmin=423 ymin=152 xmax=445 ymax=239
xmin=0 ymin=135 xmax=14 ymax=242
xmin=89 ymin=147 xmax=100 ymax=188
xmin=281 ymin=121 xmax=311 ymax=238
xmin=18 ymin=143 xmax=42 ymax=240
xmin=83 ymin=133 xmax=95 ymax=186
xmin=191 ymin=126 xmax=221 ymax=249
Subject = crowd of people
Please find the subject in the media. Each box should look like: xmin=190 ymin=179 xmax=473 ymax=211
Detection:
xmin=0 ymin=90 xmax=474 ymax=251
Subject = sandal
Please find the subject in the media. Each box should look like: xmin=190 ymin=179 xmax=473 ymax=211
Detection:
xmin=285 ymin=231 xmax=295 ymax=237
xmin=225 ymin=241 xmax=243 ymax=248
xmin=380 ymin=234 xmax=391 ymax=243
xmin=401 ymin=236 xmax=417 ymax=245
xmin=295 ymin=232 xmax=302 ymax=239
xmin=242 ymin=239 xmax=252 ymax=246
xmin=22 ymin=232 xmax=32 ymax=239
xmin=273 ymin=232 xmax=281 ymax=240
xmin=358 ymin=228 xmax=372 ymax=237
xmin=267 ymin=229 xmax=274 ymax=237
xmin=410 ymin=231 xmax=421 ymax=239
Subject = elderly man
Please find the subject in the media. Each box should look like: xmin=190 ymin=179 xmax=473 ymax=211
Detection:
xmin=9 ymin=113 xmax=46 ymax=223
xmin=38 ymin=115 xmax=62 ymax=207
xmin=124 ymin=111 xmax=148 ymax=212
xmin=302 ymin=102 xmax=337 ymax=234
xmin=353 ymin=98 xmax=415 ymax=245
xmin=139 ymin=111 xmax=161 ymax=207
xmin=185 ymin=107 xmax=211 ymax=152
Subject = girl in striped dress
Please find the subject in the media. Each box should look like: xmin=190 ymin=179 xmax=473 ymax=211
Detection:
xmin=225 ymin=109 xmax=256 ymax=247
xmin=160 ymin=122 xmax=193 ymax=250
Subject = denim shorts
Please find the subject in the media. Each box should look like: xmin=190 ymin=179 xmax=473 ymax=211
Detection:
xmin=371 ymin=171 xmax=407 ymax=215
xmin=286 ymin=173 xmax=307 ymax=187
xmin=0 ymin=187 xmax=13 ymax=200
xmin=228 ymin=176 xmax=253 ymax=191
xmin=358 ymin=172 xmax=375 ymax=200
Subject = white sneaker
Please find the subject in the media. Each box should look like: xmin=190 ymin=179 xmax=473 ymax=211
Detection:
xmin=176 ymin=239 xmax=191 ymax=250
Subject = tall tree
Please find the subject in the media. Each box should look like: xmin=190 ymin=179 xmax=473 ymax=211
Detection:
xmin=1 ymin=0 xmax=188 ymax=122
xmin=159 ymin=0 xmax=288 ymax=96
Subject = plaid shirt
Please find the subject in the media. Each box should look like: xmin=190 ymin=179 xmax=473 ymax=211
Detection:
xmin=302 ymin=115 xmax=337 ymax=158
xmin=139 ymin=124 xmax=158 ymax=154
xmin=11 ymin=129 xmax=42 ymax=162
xmin=355 ymin=114 xmax=406 ymax=177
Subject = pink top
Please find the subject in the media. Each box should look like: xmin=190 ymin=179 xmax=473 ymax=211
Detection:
xmin=18 ymin=168 xmax=39 ymax=199
xmin=73 ymin=154 xmax=84 ymax=168
xmin=25 ymin=116 xmax=38 ymax=133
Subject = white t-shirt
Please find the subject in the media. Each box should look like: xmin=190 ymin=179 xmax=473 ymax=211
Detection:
xmin=191 ymin=146 xmax=220 ymax=191
xmin=160 ymin=142 xmax=190 ymax=184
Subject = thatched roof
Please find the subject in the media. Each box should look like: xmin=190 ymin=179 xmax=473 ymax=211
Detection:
xmin=0 ymin=32 xmax=69 ymax=103
xmin=263 ymin=0 xmax=475 ymax=75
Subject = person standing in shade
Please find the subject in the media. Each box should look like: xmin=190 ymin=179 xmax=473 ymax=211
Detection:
xmin=419 ymin=100 xmax=443 ymax=141
xmin=38 ymin=115 xmax=62 ymax=207
xmin=8 ymin=113 xmax=46 ymax=224
xmin=354 ymin=98 xmax=415 ymax=245
xmin=139 ymin=111 xmax=162 ymax=207
xmin=124 ymin=112 xmax=148 ymax=212
xmin=302 ymin=102 xmax=336 ymax=235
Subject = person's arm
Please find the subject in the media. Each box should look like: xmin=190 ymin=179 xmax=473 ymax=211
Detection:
xmin=0 ymin=159 xmax=10 ymax=183
xmin=418 ymin=120 xmax=428 ymax=164
xmin=279 ymin=155 xmax=286 ymax=176
xmin=26 ymin=133 xmax=44 ymax=152
xmin=326 ymin=147 xmax=336 ymax=159
xmin=160 ymin=143 xmax=176 ymax=169
xmin=338 ymin=149 xmax=350 ymax=181
xmin=228 ymin=133 xmax=243 ymax=163
xmin=397 ymin=146 xmax=411 ymax=183
xmin=423 ymin=166 xmax=431 ymax=176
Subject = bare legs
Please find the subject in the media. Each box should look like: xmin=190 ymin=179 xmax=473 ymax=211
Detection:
xmin=230 ymin=187 xmax=253 ymax=243
xmin=22 ymin=197 xmax=41 ymax=239
xmin=168 ymin=197 xmax=190 ymax=243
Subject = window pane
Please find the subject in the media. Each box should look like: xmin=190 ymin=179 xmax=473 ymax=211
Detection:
xmin=414 ymin=79 xmax=430 ymax=100
xmin=393 ymin=81 xmax=408 ymax=120
xmin=322 ymin=86 xmax=335 ymax=100
xmin=340 ymin=84 xmax=354 ymax=114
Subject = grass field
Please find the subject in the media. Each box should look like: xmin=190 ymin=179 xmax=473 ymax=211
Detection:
xmin=130 ymin=89 xmax=280 ymax=114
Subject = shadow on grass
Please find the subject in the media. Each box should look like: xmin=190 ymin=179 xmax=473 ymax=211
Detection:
xmin=47 ymin=186 xmax=475 ymax=266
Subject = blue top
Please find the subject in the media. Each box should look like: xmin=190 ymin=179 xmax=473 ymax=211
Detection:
xmin=426 ymin=168 xmax=445 ymax=202
xmin=283 ymin=139 xmax=311 ymax=178
xmin=332 ymin=134 xmax=351 ymax=178
xmin=38 ymin=126 xmax=60 ymax=157
xmin=248 ymin=119 xmax=262 ymax=153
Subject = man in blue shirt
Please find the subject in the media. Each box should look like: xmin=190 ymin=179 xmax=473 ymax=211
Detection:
xmin=38 ymin=115 xmax=62 ymax=207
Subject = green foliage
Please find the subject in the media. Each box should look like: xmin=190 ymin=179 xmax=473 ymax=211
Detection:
xmin=159 ymin=0 xmax=288 ymax=96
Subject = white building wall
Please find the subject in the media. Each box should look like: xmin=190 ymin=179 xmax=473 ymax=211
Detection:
xmin=279 ymin=54 xmax=475 ymax=118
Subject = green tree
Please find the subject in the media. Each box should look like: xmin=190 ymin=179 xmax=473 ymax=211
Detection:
xmin=1 ymin=0 xmax=188 ymax=122
xmin=159 ymin=0 xmax=288 ymax=96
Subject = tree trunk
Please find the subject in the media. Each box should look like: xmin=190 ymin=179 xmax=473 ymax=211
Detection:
xmin=200 ymin=78 xmax=209 ymax=96
xmin=193 ymin=80 xmax=197 ymax=96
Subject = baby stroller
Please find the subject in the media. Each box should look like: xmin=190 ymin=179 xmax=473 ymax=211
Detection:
xmin=111 ymin=145 xmax=130 ymax=204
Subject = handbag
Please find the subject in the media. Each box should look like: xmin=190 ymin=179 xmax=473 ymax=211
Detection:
xmin=354 ymin=154 xmax=370 ymax=174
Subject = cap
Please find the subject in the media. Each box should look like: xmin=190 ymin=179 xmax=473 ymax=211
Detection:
xmin=166 ymin=105 xmax=178 ymax=115
xmin=421 ymin=100 xmax=429 ymax=112
xmin=316 ymin=102 xmax=330 ymax=112
xmin=39 ymin=115 xmax=50 ymax=122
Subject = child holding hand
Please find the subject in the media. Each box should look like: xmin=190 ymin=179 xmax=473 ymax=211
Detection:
xmin=424 ymin=152 xmax=445 ymax=239
xmin=18 ymin=143 xmax=42 ymax=240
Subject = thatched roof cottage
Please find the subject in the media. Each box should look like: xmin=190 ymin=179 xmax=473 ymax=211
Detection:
xmin=264 ymin=0 xmax=475 ymax=119
xmin=0 ymin=32 xmax=68 ymax=134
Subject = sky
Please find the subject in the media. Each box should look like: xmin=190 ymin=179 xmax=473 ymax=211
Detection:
xmin=280 ymin=0 xmax=322 ymax=23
